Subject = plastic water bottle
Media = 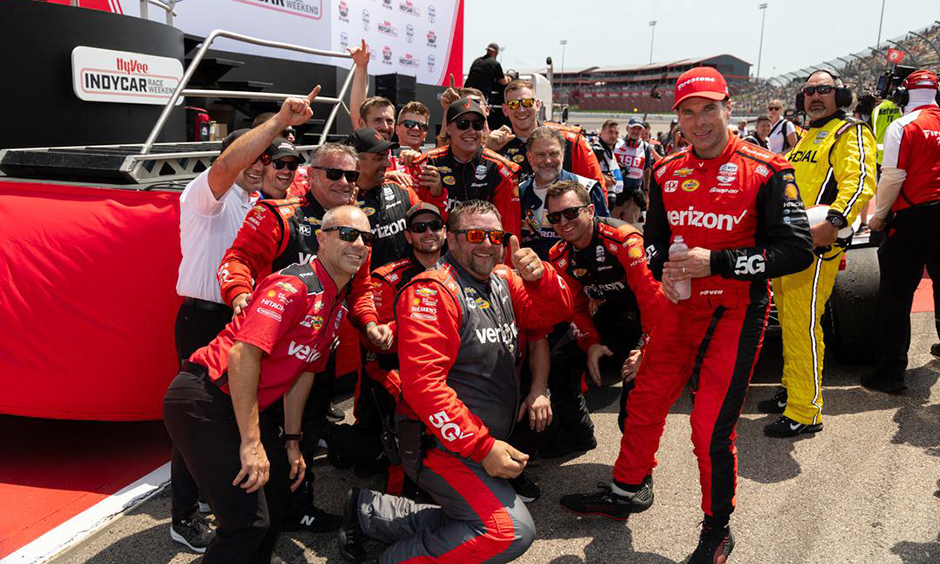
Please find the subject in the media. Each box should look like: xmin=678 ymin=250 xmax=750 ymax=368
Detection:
xmin=669 ymin=236 xmax=692 ymax=301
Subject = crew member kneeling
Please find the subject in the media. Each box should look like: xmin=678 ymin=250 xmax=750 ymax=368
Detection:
xmin=339 ymin=200 xmax=573 ymax=563
xmin=163 ymin=206 xmax=373 ymax=564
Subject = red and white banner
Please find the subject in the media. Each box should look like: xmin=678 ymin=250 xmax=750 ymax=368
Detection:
xmin=56 ymin=0 xmax=464 ymax=86
xmin=887 ymin=48 xmax=906 ymax=64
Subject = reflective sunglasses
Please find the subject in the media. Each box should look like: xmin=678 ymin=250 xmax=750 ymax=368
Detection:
xmin=409 ymin=219 xmax=444 ymax=233
xmin=546 ymin=205 xmax=589 ymax=225
xmin=272 ymin=159 xmax=300 ymax=171
xmin=401 ymin=119 xmax=429 ymax=132
xmin=311 ymin=166 xmax=360 ymax=182
xmin=505 ymin=97 xmax=536 ymax=111
xmin=256 ymin=153 xmax=272 ymax=166
xmin=322 ymin=226 xmax=374 ymax=246
xmin=453 ymin=228 xmax=510 ymax=245
xmin=454 ymin=118 xmax=485 ymax=131
xmin=802 ymin=85 xmax=834 ymax=96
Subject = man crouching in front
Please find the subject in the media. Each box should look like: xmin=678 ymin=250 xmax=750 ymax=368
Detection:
xmin=163 ymin=205 xmax=373 ymax=564
xmin=338 ymin=200 xmax=573 ymax=563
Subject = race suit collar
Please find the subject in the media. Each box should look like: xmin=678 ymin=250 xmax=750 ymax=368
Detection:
xmin=809 ymin=110 xmax=846 ymax=129
xmin=688 ymin=133 xmax=738 ymax=164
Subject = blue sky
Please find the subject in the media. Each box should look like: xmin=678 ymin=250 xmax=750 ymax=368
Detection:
xmin=463 ymin=0 xmax=937 ymax=78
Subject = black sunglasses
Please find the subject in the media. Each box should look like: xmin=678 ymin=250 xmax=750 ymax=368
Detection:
xmin=401 ymin=119 xmax=429 ymax=132
xmin=311 ymin=166 xmax=360 ymax=182
xmin=322 ymin=226 xmax=374 ymax=246
xmin=767 ymin=105 xmax=782 ymax=111
xmin=283 ymin=127 xmax=296 ymax=138
xmin=272 ymin=159 xmax=299 ymax=171
xmin=452 ymin=228 xmax=510 ymax=245
xmin=454 ymin=119 xmax=485 ymax=131
xmin=409 ymin=219 xmax=444 ymax=233
xmin=546 ymin=205 xmax=589 ymax=225
xmin=802 ymin=85 xmax=834 ymax=96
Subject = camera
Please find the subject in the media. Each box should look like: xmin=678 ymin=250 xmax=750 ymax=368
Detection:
xmin=876 ymin=65 xmax=915 ymax=100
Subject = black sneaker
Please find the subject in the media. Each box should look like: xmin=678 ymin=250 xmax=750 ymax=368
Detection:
xmin=338 ymin=488 xmax=367 ymax=563
xmin=763 ymin=415 xmax=822 ymax=438
xmin=327 ymin=402 xmax=345 ymax=423
xmin=861 ymin=372 xmax=907 ymax=394
xmin=509 ymin=471 xmax=541 ymax=503
xmin=756 ymin=388 xmax=787 ymax=413
xmin=689 ymin=524 xmax=735 ymax=564
xmin=170 ymin=516 xmax=214 ymax=553
xmin=283 ymin=481 xmax=342 ymax=533
xmin=931 ymin=343 xmax=940 ymax=358
xmin=539 ymin=431 xmax=597 ymax=459
xmin=559 ymin=477 xmax=653 ymax=521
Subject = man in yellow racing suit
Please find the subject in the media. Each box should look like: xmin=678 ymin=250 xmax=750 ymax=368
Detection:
xmin=761 ymin=71 xmax=876 ymax=437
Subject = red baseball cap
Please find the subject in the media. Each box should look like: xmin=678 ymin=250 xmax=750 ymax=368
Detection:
xmin=673 ymin=67 xmax=730 ymax=110
xmin=902 ymin=70 xmax=939 ymax=91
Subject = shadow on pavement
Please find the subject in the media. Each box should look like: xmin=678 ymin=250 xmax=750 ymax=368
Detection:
xmin=735 ymin=416 xmax=808 ymax=484
xmin=530 ymin=462 xmax=679 ymax=564
xmin=891 ymin=531 xmax=940 ymax=564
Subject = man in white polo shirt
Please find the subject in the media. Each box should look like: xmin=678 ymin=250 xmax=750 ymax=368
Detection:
xmin=171 ymin=88 xmax=319 ymax=552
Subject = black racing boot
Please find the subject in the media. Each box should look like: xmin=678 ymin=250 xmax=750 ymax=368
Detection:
xmin=338 ymin=488 xmax=368 ymax=563
xmin=559 ymin=476 xmax=653 ymax=520
xmin=689 ymin=523 xmax=735 ymax=564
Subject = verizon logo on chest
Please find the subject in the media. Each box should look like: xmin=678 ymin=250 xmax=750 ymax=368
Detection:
xmin=667 ymin=207 xmax=747 ymax=231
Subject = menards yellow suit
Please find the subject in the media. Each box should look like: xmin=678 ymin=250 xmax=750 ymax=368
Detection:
xmin=776 ymin=112 xmax=876 ymax=425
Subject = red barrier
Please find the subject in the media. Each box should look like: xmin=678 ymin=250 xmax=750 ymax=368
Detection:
xmin=0 ymin=180 xmax=182 ymax=421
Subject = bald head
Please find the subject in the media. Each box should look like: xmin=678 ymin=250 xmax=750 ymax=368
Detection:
xmin=322 ymin=204 xmax=370 ymax=232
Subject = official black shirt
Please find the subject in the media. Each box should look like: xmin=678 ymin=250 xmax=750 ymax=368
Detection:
xmin=465 ymin=55 xmax=505 ymax=102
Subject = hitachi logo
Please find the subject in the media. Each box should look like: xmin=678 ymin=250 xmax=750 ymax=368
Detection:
xmin=667 ymin=207 xmax=747 ymax=231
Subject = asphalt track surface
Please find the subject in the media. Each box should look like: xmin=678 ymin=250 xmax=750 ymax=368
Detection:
xmin=49 ymin=313 xmax=940 ymax=564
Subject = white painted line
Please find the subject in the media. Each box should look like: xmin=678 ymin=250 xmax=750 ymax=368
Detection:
xmin=1 ymin=462 xmax=170 ymax=564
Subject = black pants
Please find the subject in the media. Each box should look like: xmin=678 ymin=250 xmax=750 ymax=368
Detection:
xmin=511 ymin=302 xmax=643 ymax=453
xmin=171 ymin=300 xmax=233 ymax=523
xmin=549 ymin=302 xmax=643 ymax=437
xmin=875 ymin=204 xmax=940 ymax=379
xmin=163 ymin=369 xmax=289 ymax=564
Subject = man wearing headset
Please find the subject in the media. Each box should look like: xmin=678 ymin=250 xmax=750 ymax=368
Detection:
xmin=760 ymin=70 xmax=876 ymax=437
xmin=865 ymin=70 xmax=940 ymax=393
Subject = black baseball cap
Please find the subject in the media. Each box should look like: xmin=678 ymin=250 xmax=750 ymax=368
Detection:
xmin=406 ymin=202 xmax=443 ymax=227
xmin=220 ymin=128 xmax=251 ymax=153
xmin=487 ymin=42 xmax=500 ymax=52
xmin=446 ymin=97 xmax=486 ymax=123
xmin=347 ymin=128 xmax=399 ymax=154
xmin=268 ymin=137 xmax=303 ymax=161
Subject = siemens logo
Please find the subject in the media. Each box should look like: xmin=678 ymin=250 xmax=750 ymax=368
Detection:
xmin=667 ymin=208 xmax=747 ymax=231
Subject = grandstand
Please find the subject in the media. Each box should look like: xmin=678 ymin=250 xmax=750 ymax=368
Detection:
xmin=735 ymin=22 xmax=940 ymax=115
xmin=547 ymin=22 xmax=940 ymax=117
xmin=550 ymin=55 xmax=751 ymax=113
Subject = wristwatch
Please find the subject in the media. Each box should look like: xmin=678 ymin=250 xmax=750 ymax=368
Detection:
xmin=282 ymin=432 xmax=303 ymax=442
xmin=825 ymin=212 xmax=847 ymax=230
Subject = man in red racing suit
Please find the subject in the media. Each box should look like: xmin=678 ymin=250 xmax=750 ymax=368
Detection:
xmin=559 ymin=67 xmax=814 ymax=564
xmin=338 ymin=200 xmax=573 ymax=564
